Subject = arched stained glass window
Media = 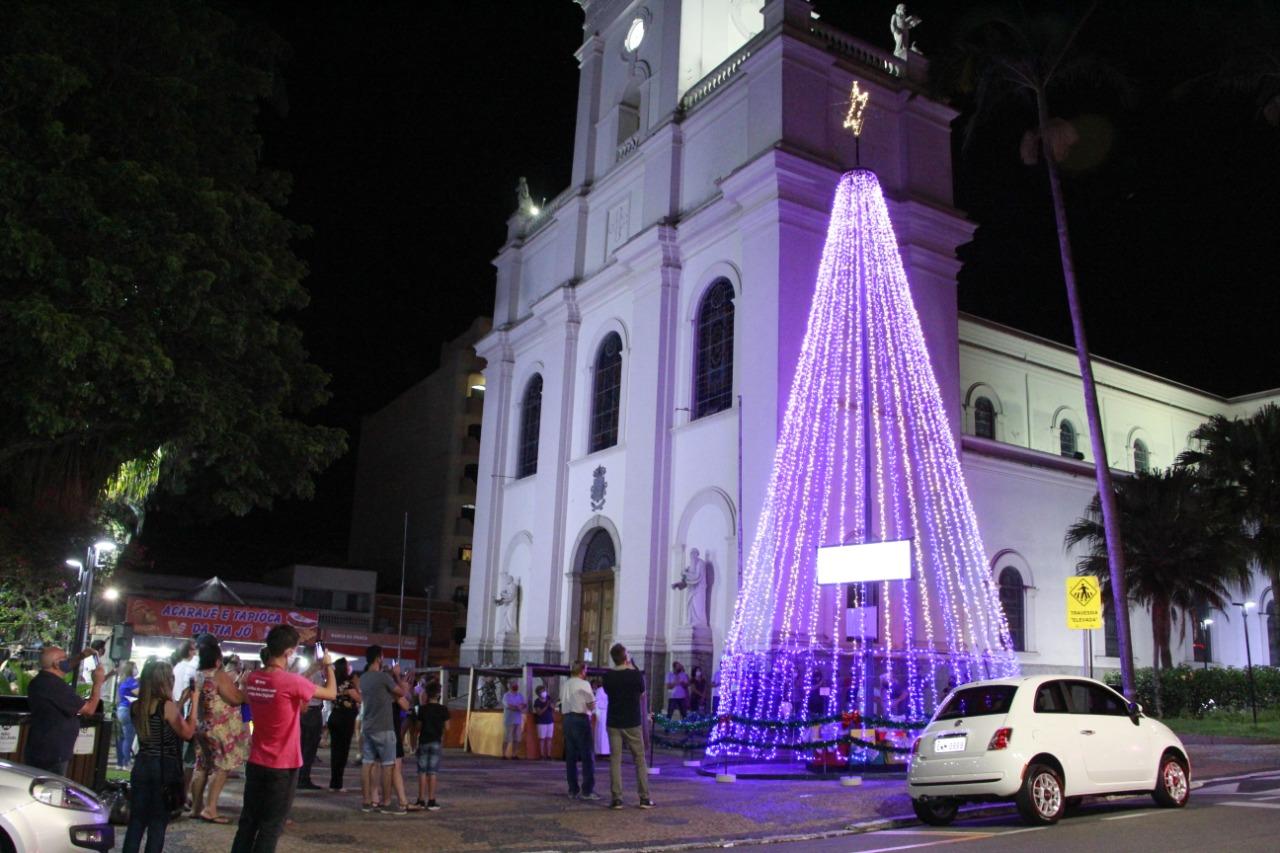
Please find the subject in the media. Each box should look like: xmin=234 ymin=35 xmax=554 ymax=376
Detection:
xmin=974 ymin=396 xmax=996 ymax=439
xmin=1060 ymin=420 xmax=1078 ymax=458
xmin=517 ymin=374 xmax=542 ymax=478
xmin=590 ymin=333 xmax=623 ymax=452
xmin=1192 ymin=602 xmax=1213 ymax=664
xmin=580 ymin=528 xmax=616 ymax=574
xmin=694 ymin=279 xmax=735 ymax=419
xmin=998 ymin=567 xmax=1026 ymax=652
xmin=1133 ymin=439 xmax=1150 ymax=474
xmin=1266 ymin=599 xmax=1279 ymax=667
xmin=1103 ymin=599 xmax=1120 ymax=657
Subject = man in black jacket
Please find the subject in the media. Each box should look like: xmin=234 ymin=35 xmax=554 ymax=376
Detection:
xmin=602 ymin=643 xmax=652 ymax=810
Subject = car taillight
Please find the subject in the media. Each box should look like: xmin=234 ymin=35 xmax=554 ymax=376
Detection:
xmin=910 ymin=736 xmax=923 ymax=757
xmin=987 ymin=728 xmax=1013 ymax=750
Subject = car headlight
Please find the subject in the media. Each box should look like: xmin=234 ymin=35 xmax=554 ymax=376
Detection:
xmin=30 ymin=778 xmax=101 ymax=811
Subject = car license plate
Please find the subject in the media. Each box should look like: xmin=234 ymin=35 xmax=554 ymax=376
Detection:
xmin=934 ymin=735 xmax=966 ymax=753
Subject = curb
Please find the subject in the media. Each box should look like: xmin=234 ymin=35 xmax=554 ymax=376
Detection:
xmin=582 ymin=803 xmax=1018 ymax=853
xmin=582 ymin=766 xmax=1268 ymax=852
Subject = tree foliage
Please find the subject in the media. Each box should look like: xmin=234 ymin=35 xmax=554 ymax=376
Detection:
xmin=1065 ymin=468 xmax=1250 ymax=715
xmin=1180 ymin=403 xmax=1280 ymax=594
xmin=0 ymin=0 xmax=345 ymax=533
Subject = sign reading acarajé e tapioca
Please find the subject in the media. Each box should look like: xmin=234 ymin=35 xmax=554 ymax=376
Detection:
xmin=125 ymin=596 xmax=320 ymax=644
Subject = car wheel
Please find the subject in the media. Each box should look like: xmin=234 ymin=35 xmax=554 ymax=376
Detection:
xmin=1016 ymin=763 xmax=1065 ymax=825
xmin=0 ymin=828 xmax=14 ymax=853
xmin=1152 ymin=754 xmax=1190 ymax=808
xmin=912 ymin=797 xmax=959 ymax=826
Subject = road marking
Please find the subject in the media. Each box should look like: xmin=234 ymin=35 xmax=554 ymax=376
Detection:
xmin=1100 ymin=811 xmax=1162 ymax=821
xmin=859 ymin=826 xmax=1044 ymax=852
xmin=877 ymin=830 xmax=983 ymax=836
xmin=857 ymin=837 xmax=992 ymax=852
xmin=1220 ymin=800 xmax=1280 ymax=810
xmin=1255 ymin=794 xmax=1280 ymax=801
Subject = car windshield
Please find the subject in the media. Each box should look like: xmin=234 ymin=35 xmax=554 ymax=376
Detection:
xmin=934 ymin=685 xmax=1017 ymax=720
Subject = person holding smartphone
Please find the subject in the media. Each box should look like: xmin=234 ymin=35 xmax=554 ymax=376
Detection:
xmin=603 ymin=644 xmax=652 ymax=810
xmin=231 ymin=626 xmax=336 ymax=853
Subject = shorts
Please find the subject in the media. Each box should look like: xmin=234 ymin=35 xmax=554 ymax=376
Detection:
xmin=416 ymin=741 xmax=443 ymax=775
xmin=536 ymin=723 xmax=554 ymax=739
xmin=504 ymin=722 xmax=522 ymax=744
xmin=182 ymin=738 xmax=197 ymax=768
xmin=361 ymin=729 xmax=398 ymax=766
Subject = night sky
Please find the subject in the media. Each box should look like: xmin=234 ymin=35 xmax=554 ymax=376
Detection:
xmin=140 ymin=1 xmax=1280 ymax=583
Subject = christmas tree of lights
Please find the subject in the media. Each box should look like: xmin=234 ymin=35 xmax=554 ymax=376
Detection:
xmin=708 ymin=112 xmax=1018 ymax=762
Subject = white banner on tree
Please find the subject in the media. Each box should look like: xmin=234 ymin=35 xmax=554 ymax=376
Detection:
xmin=816 ymin=539 xmax=912 ymax=585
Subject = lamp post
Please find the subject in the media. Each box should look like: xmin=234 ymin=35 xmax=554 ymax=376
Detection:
xmin=1199 ymin=618 xmax=1213 ymax=671
xmin=68 ymin=540 xmax=116 ymax=682
xmin=1232 ymin=601 xmax=1258 ymax=725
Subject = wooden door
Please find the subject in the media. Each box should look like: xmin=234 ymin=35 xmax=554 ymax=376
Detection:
xmin=577 ymin=571 xmax=614 ymax=665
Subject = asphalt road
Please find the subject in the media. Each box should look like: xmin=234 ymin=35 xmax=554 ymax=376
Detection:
xmin=686 ymin=770 xmax=1280 ymax=853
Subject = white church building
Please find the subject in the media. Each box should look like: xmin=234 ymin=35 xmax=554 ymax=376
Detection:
xmin=460 ymin=0 xmax=1280 ymax=687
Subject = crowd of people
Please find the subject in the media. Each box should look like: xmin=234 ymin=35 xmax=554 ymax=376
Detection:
xmin=19 ymin=628 xmax=459 ymax=852
xmin=20 ymin=633 xmax=688 ymax=850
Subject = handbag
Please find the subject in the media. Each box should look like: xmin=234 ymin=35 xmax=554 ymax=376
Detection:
xmin=101 ymin=780 xmax=131 ymax=826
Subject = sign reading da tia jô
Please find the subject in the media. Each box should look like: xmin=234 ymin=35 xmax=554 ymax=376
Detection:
xmin=125 ymin=596 xmax=320 ymax=644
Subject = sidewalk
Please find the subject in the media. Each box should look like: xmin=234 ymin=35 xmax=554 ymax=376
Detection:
xmin=136 ymin=739 xmax=1280 ymax=853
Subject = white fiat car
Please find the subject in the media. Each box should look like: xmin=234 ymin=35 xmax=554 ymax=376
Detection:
xmin=907 ymin=675 xmax=1190 ymax=826
xmin=0 ymin=760 xmax=114 ymax=852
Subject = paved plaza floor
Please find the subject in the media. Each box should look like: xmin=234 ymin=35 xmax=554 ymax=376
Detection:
xmin=127 ymin=736 xmax=1280 ymax=852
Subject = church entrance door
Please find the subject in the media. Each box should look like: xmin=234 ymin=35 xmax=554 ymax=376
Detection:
xmin=574 ymin=527 xmax=617 ymax=666
xmin=577 ymin=570 xmax=614 ymax=667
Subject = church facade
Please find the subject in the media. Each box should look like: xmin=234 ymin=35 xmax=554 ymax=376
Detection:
xmin=460 ymin=0 xmax=1280 ymax=684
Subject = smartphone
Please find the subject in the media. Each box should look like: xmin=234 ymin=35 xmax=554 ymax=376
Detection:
xmin=314 ymin=642 xmax=326 ymax=661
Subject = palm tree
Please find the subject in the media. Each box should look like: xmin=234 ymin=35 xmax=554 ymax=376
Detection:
xmin=1065 ymin=468 xmax=1250 ymax=716
xmin=944 ymin=1 xmax=1137 ymax=696
xmin=1179 ymin=403 xmax=1280 ymax=598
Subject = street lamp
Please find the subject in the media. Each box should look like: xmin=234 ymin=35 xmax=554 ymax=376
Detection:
xmin=69 ymin=540 xmax=116 ymax=680
xmin=1231 ymin=601 xmax=1258 ymax=725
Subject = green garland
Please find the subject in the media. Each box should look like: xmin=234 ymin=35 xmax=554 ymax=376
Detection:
xmin=653 ymin=712 xmax=926 ymax=733
xmin=651 ymin=732 xmax=707 ymax=750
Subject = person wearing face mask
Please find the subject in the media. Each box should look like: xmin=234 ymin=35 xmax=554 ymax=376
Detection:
xmin=24 ymin=645 xmax=105 ymax=775
xmin=532 ymin=683 xmax=554 ymax=759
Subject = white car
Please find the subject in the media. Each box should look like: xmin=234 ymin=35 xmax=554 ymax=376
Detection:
xmin=907 ymin=675 xmax=1190 ymax=826
xmin=0 ymin=760 xmax=114 ymax=852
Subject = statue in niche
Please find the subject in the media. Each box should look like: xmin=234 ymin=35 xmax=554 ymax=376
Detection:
xmin=494 ymin=571 xmax=520 ymax=634
xmin=890 ymin=4 xmax=923 ymax=60
xmin=672 ymin=548 xmax=710 ymax=627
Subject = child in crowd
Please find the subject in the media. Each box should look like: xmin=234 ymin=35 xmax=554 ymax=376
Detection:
xmin=532 ymin=683 xmax=554 ymax=759
xmin=414 ymin=682 xmax=450 ymax=810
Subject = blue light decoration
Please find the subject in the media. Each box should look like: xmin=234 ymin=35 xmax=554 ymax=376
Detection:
xmin=708 ymin=169 xmax=1019 ymax=764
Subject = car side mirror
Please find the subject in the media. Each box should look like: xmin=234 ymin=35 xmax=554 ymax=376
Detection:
xmin=1127 ymin=701 xmax=1142 ymax=723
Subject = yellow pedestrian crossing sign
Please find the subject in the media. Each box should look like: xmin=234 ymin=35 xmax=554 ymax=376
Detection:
xmin=1066 ymin=576 xmax=1103 ymax=629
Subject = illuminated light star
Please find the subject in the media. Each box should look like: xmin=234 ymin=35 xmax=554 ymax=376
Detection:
xmin=842 ymin=81 xmax=870 ymax=137
xmin=708 ymin=169 xmax=1018 ymax=767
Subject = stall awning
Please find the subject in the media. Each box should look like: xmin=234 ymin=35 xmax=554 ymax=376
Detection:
xmin=125 ymin=596 xmax=320 ymax=645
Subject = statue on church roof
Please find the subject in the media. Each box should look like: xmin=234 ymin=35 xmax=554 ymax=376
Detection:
xmin=516 ymin=176 xmax=539 ymax=218
xmin=890 ymin=4 xmax=922 ymax=60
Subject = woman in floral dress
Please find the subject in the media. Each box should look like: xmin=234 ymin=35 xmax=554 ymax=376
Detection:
xmin=188 ymin=638 xmax=248 ymax=823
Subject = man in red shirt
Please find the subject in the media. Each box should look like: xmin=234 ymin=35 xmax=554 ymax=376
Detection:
xmin=231 ymin=625 xmax=336 ymax=853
